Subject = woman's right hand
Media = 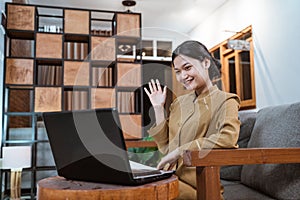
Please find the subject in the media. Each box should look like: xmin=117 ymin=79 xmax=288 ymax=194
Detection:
xmin=144 ymin=79 xmax=167 ymax=107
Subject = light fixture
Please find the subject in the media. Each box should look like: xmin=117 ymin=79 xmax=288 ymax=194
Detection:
xmin=2 ymin=146 xmax=32 ymax=200
xmin=122 ymin=0 xmax=136 ymax=12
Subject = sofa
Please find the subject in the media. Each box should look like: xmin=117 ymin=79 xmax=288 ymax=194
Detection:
xmin=183 ymin=102 xmax=300 ymax=200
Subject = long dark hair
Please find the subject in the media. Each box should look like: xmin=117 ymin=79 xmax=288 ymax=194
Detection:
xmin=172 ymin=40 xmax=221 ymax=83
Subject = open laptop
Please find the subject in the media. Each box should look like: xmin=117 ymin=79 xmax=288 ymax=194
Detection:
xmin=42 ymin=108 xmax=174 ymax=185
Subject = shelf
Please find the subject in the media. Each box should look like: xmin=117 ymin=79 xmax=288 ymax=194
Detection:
xmin=3 ymin=3 xmax=144 ymax=199
xmin=64 ymin=34 xmax=89 ymax=42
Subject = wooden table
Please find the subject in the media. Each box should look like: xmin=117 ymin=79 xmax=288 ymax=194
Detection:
xmin=37 ymin=175 xmax=179 ymax=200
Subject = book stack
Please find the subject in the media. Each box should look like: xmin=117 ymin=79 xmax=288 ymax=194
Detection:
xmin=91 ymin=29 xmax=112 ymax=36
xmin=38 ymin=25 xmax=63 ymax=33
xmin=37 ymin=65 xmax=62 ymax=86
xmin=117 ymin=91 xmax=136 ymax=113
xmin=92 ymin=67 xmax=113 ymax=87
xmin=64 ymin=42 xmax=89 ymax=60
xmin=64 ymin=90 xmax=88 ymax=111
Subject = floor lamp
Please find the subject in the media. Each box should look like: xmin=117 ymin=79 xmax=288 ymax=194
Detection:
xmin=2 ymin=146 xmax=31 ymax=200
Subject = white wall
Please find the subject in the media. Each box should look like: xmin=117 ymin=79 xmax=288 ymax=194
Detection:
xmin=189 ymin=0 xmax=300 ymax=109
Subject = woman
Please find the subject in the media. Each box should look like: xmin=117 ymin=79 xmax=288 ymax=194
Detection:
xmin=144 ymin=40 xmax=241 ymax=199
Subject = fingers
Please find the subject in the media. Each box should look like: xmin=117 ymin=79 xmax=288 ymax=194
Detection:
xmin=147 ymin=79 xmax=164 ymax=93
xmin=163 ymin=85 xmax=167 ymax=96
xmin=148 ymin=81 xmax=154 ymax=93
xmin=151 ymin=79 xmax=158 ymax=92
xmin=163 ymin=163 xmax=171 ymax=171
xmin=157 ymin=160 xmax=176 ymax=171
xmin=156 ymin=79 xmax=162 ymax=92
xmin=144 ymin=87 xmax=150 ymax=97
xmin=157 ymin=160 xmax=166 ymax=170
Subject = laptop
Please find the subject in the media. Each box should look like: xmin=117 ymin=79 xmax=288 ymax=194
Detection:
xmin=42 ymin=108 xmax=174 ymax=185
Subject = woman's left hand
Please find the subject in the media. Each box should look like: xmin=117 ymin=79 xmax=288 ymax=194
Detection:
xmin=157 ymin=148 xmax=180 ymax=170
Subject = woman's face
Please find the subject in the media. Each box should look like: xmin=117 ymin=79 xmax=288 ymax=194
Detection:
xmin=173 ymin=54 xmax=210 ymax=93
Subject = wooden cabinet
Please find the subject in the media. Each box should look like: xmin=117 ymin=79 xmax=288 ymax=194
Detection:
xmin=2 ymin=2 xmax=142 ymax=198
xmin=210 ymin=26 xmax=256 ymax=110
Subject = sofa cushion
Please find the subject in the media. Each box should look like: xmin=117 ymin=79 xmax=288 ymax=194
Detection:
xmin=241 ymin=102 xmax=300 ymax=200
xmin=220 ymin=111 xmax=256 ymax=181
xmin=221 ymin=180 xmax=275 ymax=200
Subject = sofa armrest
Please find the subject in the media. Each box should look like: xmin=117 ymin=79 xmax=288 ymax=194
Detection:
xmin=183 ymin=148 xmax=300 ymax=200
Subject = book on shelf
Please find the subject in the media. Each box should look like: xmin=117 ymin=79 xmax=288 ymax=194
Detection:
xmin=91 ymin=29 xmax=112 ymax=36
xmin=38 ymin=25 xmax=62 ymax=33
xmin=92 ymin=67 xmax=113 ymax=87
xmin=37 ymin=65 xmax=62 ymax=86
xmin=117 ymin=91 xmax=135 ymax=113
xmin=64 ymin=42 xmax=88 ymax=60
xmin=64 ymin=90 xmax=88 ymax=111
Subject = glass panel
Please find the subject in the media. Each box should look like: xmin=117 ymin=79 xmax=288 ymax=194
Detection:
xmin=141 ymin=40 xmax=153 ymax=56
xmin=36 ymin=142 xmax=56 ymax=167
xmin=37 ymin=7 xmax=63 ymax=33
xmin=228 ymin=56 xmax=236 ymax=94
xmin=91 ymin=20 xmax=112 ymax=36
xmin=211 ymin=47 xmax=220 ymax=60
xmin=6 ymin=116 xmax=33 ymax=140
xmin=157 ymin=41 xmax=172 ymax=57
xmin=239 ymin=51 xmax=252 ymax=100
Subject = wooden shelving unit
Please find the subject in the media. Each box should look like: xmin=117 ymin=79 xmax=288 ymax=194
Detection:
xmin=2 ymin=3 xmax=142 ymax=199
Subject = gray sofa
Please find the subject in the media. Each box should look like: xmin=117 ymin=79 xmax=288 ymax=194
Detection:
xmin=220 ymin=102 xmax=300 ymax=200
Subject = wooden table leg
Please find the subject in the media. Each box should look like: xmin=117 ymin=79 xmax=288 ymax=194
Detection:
xmin=196 ymin=166 xmax=221 ymax=200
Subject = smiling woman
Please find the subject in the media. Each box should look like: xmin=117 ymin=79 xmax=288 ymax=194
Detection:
xmin=144 ymin=40 xmax=241 ymax=199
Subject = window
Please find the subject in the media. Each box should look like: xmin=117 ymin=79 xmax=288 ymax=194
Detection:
xmin=210 ymin=26 xmax=256 ymax=110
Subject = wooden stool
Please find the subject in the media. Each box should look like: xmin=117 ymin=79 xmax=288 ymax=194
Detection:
xmin=37 ymin=175 xmax=179 ymax=200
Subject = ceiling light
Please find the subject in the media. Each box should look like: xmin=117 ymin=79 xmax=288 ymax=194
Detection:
xmin=122 ymin=0 xmax=136 ymax=12
xmin=122 ymin=0 xmax=136 ymax=7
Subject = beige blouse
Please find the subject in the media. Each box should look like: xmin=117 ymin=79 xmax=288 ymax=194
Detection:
xmin=148 ymin=85 xmax=241 ymax=189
